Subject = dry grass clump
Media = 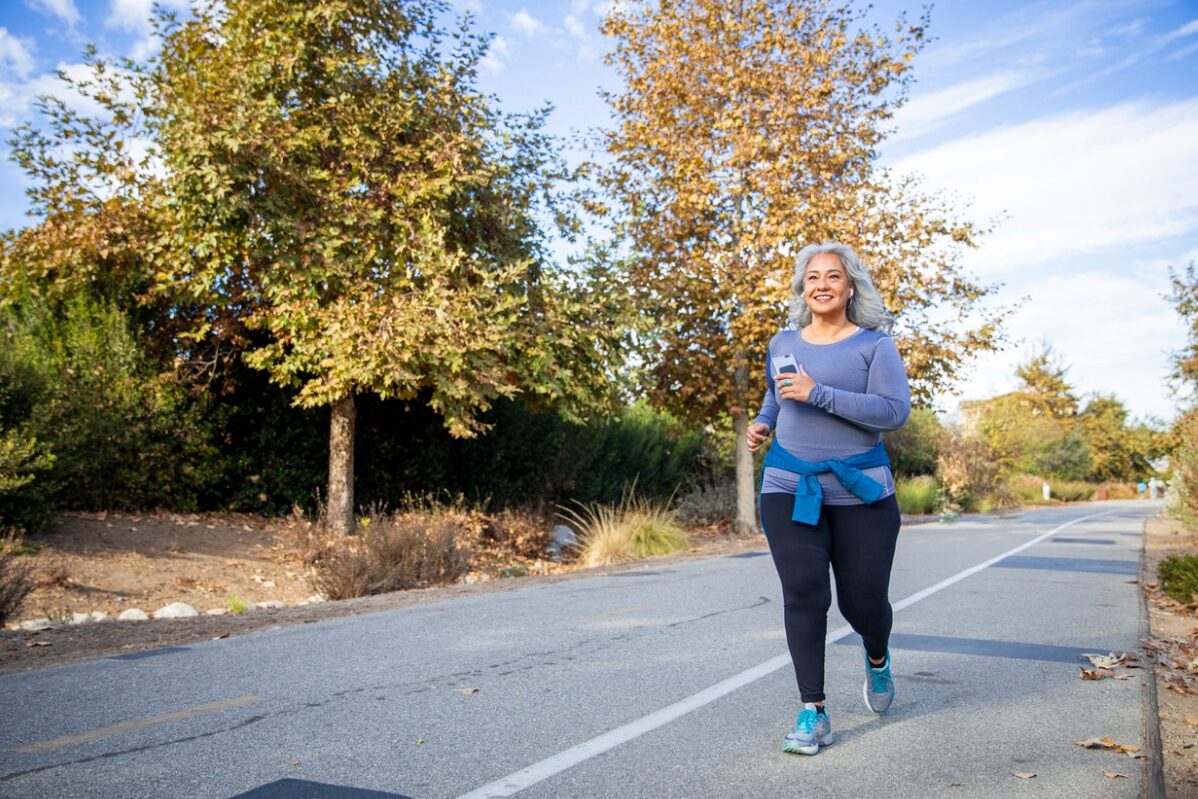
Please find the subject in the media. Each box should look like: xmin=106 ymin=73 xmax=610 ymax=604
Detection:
xmin=285 ymin=501 xmax=556 ymax=601
xmin=304 ymin=511 xmax=471 ymax=601
xmin=0 ymin=551 xmax=34 ymax=625
xmin=561 ymin=491 xmax=690 ymax=568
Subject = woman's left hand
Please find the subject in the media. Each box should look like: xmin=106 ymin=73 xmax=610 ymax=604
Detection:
xmin=774 ymin=365 xmax=816 ymax=403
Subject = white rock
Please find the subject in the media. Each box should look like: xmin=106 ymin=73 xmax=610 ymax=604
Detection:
xmin=90 ymin=611 xmax=110 ymax=622
xmin=261 ymin=580 xmax=276 ymax=589
xmin=118 ymin=608 xmax=149 ymax=621
xmin=70 ymin=612 xmax=92 ymax=625
xmin=205 ymin=607 xmax=227 ymax=615
xmin=20 ymin=618 xmax=52 ymax=631
xmin=253 ymin=599 xmax=285 ymax=610
xmin=153 ymin=602 xmax=199 ymax=619
xmin=305 ymin=594 xmax=326 ymax=604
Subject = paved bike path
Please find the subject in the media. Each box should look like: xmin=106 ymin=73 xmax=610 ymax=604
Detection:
xmin=0 ymin=501 xmax=1156 ymax=798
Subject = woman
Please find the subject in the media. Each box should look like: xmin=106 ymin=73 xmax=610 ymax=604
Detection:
xmin=746 ymin=242 xmax=910 ymax=756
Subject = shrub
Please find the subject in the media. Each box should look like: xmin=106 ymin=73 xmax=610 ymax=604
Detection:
xmin=0 ymin=551 xmax=34 ymax=625
xmin=674 ymin=480 xmax=737 ymax=529
xmin=561 ymin=491 xmax=691 ymax=567
xmin=1 ymin=295 xmax=217 ymax=513
xmin=308 ymin=509 xmax=472 ymax=600
xmin=1049 ymin=480 xmax=1095 ymax=502
xmin=884 ymin=406 xmax=943 ymax=477
xmin=895 ymin=475 xmax=938 ymax=515
xmin=0 ymin=427 xmax=55 ymax=533
xmin=1095 ymin=481 xmax=1138 ymax=500
xmin=936 ymin=428 xmax=1004 ymax=513
xmin=1159 ymin=554 xmax=1198 ymax=603
xmin=1010 ymin=473 xmax=1050 ymax=504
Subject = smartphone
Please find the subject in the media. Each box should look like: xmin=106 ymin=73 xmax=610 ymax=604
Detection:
xmin=771 ymin=353 xmax=799 ymax=375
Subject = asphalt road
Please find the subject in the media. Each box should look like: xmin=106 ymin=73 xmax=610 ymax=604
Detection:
xmin=0 ymin=500 xmax=1159 ymax=799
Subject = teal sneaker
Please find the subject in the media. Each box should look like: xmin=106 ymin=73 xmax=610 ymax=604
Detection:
xmin=782 ymin=703 xmax=833 ymax=755
xmin=863 ymin=650 xmax=894 ymax=713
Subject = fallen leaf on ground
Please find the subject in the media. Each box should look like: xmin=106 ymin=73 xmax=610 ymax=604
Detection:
xmin=1013 ymin=772 xmax=1036 ymax=780
xmin=1077 ymin=737 xmax=1141 ymax=754
xmin=1080 ymin=667 xmax=1128 ymax=681
xmin=458 ymin=687 xmax=480 ymax=695
xmin=212 ymin=632 xmax=230 ymax=639
xmin=1103 ymin=771 xmax=1128 ymax=779
xmin=1084 ymin=652 xmax=1135 ymax=669
xmin=25 ymin=641 xmax=51 ymax=647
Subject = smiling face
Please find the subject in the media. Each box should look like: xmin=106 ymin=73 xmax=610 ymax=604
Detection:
xmin=803 ymin=252 xmax=853 ymax=319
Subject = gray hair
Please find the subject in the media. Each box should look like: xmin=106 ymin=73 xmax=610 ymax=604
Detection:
xmin=788 ymin=242 xmax=893 ymax=333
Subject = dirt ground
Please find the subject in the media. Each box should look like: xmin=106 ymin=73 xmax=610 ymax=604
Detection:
xmin=0 ymin=510 xmax=766 ymax=674
xmin=1142 ymin=515 xmax=1198 ymax=798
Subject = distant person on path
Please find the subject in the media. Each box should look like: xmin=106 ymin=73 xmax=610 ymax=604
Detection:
xmin=1138 ymin=481 xmax=1148 ymax=499
xmin=1148 ymin=477 xmax=1163 ymax=500
xmin=746 ymin=242 xmax=911 ymax=756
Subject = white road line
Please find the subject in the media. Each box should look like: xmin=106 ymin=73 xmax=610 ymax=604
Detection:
xmin=454 ymin=508 xmax=1122 ymax=799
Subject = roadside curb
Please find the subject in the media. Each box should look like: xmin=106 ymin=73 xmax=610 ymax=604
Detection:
xmin=1137 ymin=515 xmax=1166 ymax=799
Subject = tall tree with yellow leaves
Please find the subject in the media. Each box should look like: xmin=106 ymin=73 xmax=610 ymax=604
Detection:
xmin=600 ymin=0 xmax=1003 ymax=532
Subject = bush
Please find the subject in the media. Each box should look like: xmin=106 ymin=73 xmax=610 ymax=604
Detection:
xmin=306 ymin=509 xmax=473 ymax=600
xmin=561 ymin=491 xmax=691 ymax=567
xmin=674 ymin=480 xmax=737 ymax=529
xmin=1095 ymin=481 xmax=1138 ymax=500
xmin=1010 ymin=473 xmax=1050 ymax=504
xmin=0 ymin=427 xmax=55 ymax=533
xmin=1159 ymin=554 xmax=1198 ymax=603
xmin=895 ymin=475 xmax=938 ymax=515
xmin=936 ymin=428 xmax=1004 ymax=513
xmin=0 ymin=551 xmax=34 ymax=625
xmin=0 ymin=295 xmax=217 ymax=513
xmin=1049 ymin=480 xmax=1095 ymax=502
xmin=884 ymin=406 xmax=943 ymax=477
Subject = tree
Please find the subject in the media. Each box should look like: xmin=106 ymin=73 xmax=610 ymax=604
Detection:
xmin=1013 ymin=343 xmax=1078 ymax=418
xmin=599 ymin=0 xmax=1004 ymax=531
xmin=4 ymin=0 xmax=630 ymax=534
xmin=1167 ymin=262 xmax=1198 ymax=519
xmin=1076 ymin=394 xmax=1158 ymax=483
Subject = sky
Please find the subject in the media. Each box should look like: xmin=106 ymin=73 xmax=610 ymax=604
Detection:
xmin=1 ymin=0 xmax=1196 ymax=424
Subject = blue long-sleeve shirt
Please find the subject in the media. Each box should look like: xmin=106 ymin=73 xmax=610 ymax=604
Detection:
xmin=754 ymin=327 xmax=911 ymax=502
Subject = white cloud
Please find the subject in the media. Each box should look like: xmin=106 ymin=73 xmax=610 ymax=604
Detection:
xmin=0 ymin=61 xmax=126 ymax=128
xmin=510 ymin=9 xmax=546 ymax=36
xmin=107 ymin=0 xmax=189 ymax=59
xmin=1164 ymin=18 xmax=1198 ymax=42
xmin=25 ymin=0 xmax=82 ymax=27
xmin=480 ymin=35 xmax=509 ymax=75
xmin=892 ymin=71 xmax=1040 ymax=140
xmin=947 ymin=262 xmax=1192 ymax=422
xmin=890 ymin=98 xmax=1198 ymax=277
xmin=564 ymin=14 xmax=586 ymax=39
xmin=0 ymin=28 xmax=36 ymax=80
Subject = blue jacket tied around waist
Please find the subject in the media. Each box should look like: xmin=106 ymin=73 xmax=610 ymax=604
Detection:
xmin=762 ymin=441 xmax=892 ymax=525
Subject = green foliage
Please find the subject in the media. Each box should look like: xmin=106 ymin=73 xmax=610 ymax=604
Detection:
xmin=895 ymin=475 xmax=939 ymax=515
xmin=0 ymin=294 xmax=217 ymax=513
xmin=1159 ymin=553 xmax=1198 ymax=603
xmin=1030 ymin=431 xmax=1092 ymax=481
xmin=935 ymin=427 xmax=1003 ymax=513
xmin=1048 ymin=480 xmax=1095 ymax=502
xmin=884 ymin=406 xmax=943 ymax=477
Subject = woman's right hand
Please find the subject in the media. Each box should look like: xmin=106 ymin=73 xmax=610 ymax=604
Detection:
xmin=746 ymin=422 xmax=771 ymax=452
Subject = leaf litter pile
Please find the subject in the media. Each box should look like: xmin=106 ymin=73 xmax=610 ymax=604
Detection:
xmin=1078 ymin=650 xmax=1139 ymax=681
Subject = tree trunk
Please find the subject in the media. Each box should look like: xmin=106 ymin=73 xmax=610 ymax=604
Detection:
xmin=327 ymin=393 xmax=356 ymax=536
xmin=732 ymin=410 xmax=758 ymax=535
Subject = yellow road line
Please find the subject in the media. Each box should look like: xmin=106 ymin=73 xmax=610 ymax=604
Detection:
xmin=13 ymin=695 xmax=266 ymax=754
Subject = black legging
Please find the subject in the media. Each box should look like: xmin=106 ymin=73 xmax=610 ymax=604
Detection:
xmin=760 ymin=491 xmax=901 ymax=704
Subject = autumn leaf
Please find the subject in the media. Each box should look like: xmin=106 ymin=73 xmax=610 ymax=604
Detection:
xmin=1013 ymin=772 xmax=1036 ymax=780
xmin=1103 ymin=771 xmax=1128 ymax=779
xmin=1077 ymin=737 xmax=1140 ymax=754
